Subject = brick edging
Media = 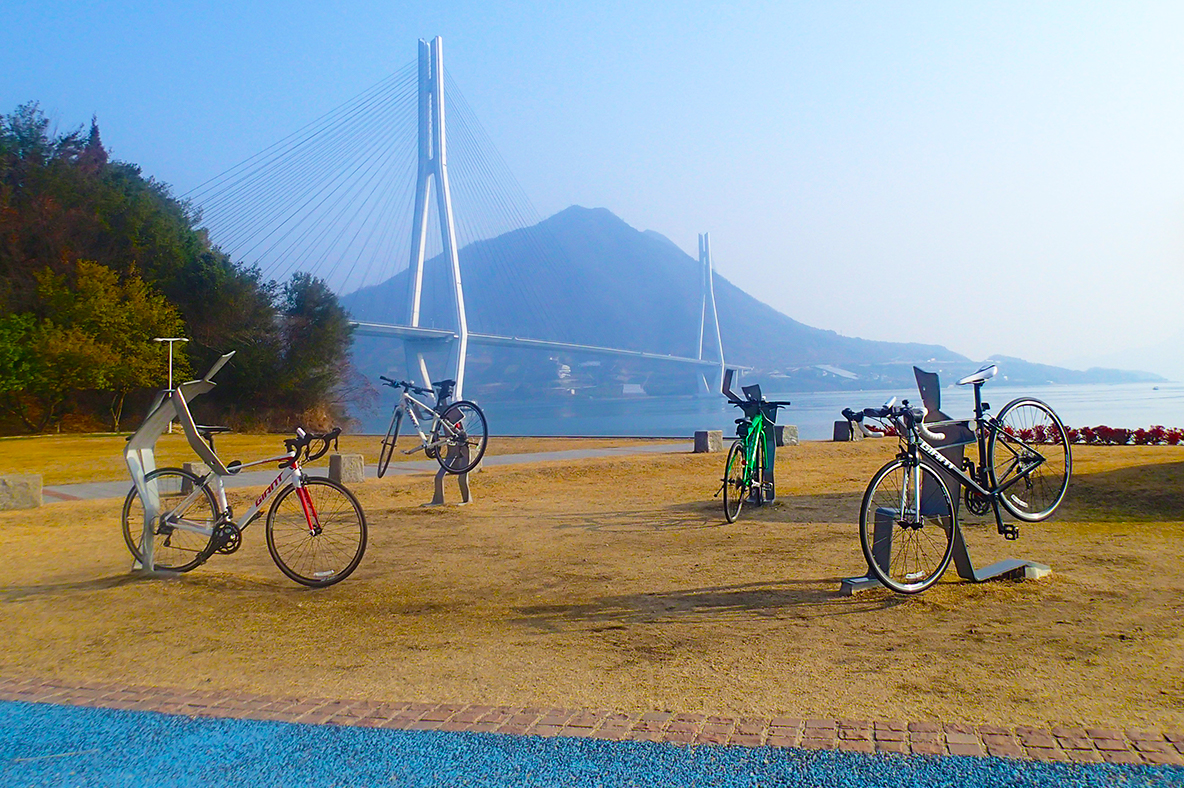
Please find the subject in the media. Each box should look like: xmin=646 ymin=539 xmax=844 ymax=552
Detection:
xmin=1 ymin=676 xmax=1181 ymax=766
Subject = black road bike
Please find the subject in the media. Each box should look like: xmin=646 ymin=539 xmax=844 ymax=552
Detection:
xmin=843 ymin=364 xmax=1071 ymax=594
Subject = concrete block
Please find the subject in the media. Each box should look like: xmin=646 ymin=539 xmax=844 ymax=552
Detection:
xmin=329 ymin=453 xmax=365 ymax=484
xmin=181 ymin=462 xmax=210 ymax=494
xmin=776 ymin=425 xmax=799 ymax=447
xmin=833 ymin=420 xmax=862 ymax=442
xmin=693 ymin=430 xmax=724 ymax=453
xmin=0 ymin=474 xmax=41 ymax=510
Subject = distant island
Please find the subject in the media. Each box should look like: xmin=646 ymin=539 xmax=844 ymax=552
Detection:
xmin=344 ymin=206 xmax=1163 ymax=398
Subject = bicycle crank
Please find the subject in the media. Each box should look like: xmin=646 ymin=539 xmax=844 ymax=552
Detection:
xmin=214 ymin=522 xmax=242 ymax=554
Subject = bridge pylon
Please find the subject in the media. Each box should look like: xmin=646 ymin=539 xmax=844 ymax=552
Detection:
xmin=697 ymin=232 xmax=726 ymax=395
xmin=404 ymin=36 xmax=469 ymax=398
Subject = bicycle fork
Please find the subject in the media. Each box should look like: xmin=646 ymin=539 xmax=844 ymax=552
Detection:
xmin=294 ymin=480 xmax=323 ymax=536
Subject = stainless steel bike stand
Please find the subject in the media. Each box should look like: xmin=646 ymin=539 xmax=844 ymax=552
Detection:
xmin=839 ymin=509 xmax=1051 ymax=595
xmin=425 ymin=443 xmax=472 ymax=506
xmin=839 ymin=367 xmax=1051 ymax=595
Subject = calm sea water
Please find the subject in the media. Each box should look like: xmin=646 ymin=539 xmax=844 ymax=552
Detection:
xmin=361 ymin=382 xmax=1184 ymax=441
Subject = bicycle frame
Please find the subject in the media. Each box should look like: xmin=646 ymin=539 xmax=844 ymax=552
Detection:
xmin=914 ymin=384 xmax=1051 ymax=502
xmin=154 ymin=450 xmax=317 ymax=541
xmin=392 ymin=389 xmax=457 ymax=454
xmin=740 ymin=411 xmax=766 ymax=485
xmin=892 ymin=407 xmax=1052 ymax=537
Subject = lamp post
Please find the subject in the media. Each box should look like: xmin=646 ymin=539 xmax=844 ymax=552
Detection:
xmin=153 ymin=337 xmax=188 ymax=433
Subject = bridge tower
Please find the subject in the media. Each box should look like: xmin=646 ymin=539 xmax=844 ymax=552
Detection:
xmin=405 ymin=36 xmax=469 ymax=398
xmin=697 ymin=232 xmax=726 ymax=394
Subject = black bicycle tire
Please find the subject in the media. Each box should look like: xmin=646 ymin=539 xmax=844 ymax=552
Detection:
xmin=722 ymin=440 xmax=746 ymax=523
xmin=859 ymin=458 xmax=956 ymax=594
xmin=265 ymin=478 xmax=368 ymax=587
xmin=120 ymin=467 xmax=219 ymax=573
xmin=377 ymin=409 xmax=401 ymax=478
xmin=987 ymin=397 xmax=1072 ymax=522
xmin=432 ymin=400 xmax=488 ymax=474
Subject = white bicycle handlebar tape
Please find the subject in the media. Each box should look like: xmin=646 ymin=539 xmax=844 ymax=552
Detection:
xmin=916 ymin=407 xmax=948 ymax=443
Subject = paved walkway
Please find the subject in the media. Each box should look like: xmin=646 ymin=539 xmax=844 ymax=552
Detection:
xmin=41 ymin=442 xmax=692 ymax=502
xmin=2 ymin=676 xmax=1181 ymax=767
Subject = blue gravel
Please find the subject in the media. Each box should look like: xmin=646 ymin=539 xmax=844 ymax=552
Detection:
xmin=2 ymin=701 xmax=1180 ymax=787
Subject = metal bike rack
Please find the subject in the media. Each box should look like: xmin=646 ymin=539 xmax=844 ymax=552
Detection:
xmin=123 ymin=352 xmax=235 ymax=572
xmin=839 ymin=367 xmax=1051 ymax=595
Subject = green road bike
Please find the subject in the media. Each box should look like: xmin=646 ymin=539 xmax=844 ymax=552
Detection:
xmin=718 ymin=376 xmax=790 ymax=523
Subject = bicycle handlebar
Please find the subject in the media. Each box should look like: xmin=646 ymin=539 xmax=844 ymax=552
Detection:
xmin=727 ymin=398 xmax=791 ymax=409
xmin=379 ymin=376 xmax=433 ymax=396
xmin=842 ymin=402 xmax=926 ymax=428
xmin=285 ymin=426 xmax=342 ymax=463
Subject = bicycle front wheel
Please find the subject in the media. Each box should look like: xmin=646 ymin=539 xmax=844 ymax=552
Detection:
xmin=266 ymin=478 xmax=367 ymax=587
xmin=432 ymin=400 xmax=488 ymax=474
xmin=121 ymin=467 xmax=218 ymax=573
xmin=377 ymin=409 xmax=401 ymax=478
xmin=988 ymin=398 xmax=1071 ymax=522
xmin=722 ymin=440 xmax=747 ymax=523
xmin=859 ymin=459 xmax=955 ymax=594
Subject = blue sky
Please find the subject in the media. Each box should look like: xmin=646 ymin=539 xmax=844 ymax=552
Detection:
xmin=4 ymin=1 xmax=1183 ymax=377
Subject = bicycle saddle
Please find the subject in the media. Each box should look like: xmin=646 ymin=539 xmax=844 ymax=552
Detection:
xmin=433 ymin=378 xmax=456 ymax=402
xmin=957 ymin=364 xmax=998 ymax=386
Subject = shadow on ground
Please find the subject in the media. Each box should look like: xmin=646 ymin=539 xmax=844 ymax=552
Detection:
xmin=512 ymin=577 xmax=904 ymax=629
xmin=1057 ymin=460 xmax=1184 ymax=522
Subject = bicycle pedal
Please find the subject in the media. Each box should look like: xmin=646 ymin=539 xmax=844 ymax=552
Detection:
xmin=1000 ymin=524 xmax=1020 ymax=540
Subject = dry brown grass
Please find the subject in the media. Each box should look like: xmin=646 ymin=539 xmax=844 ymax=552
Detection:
xmin=0 ymin=432 xmax=666 ymax=485
xmin=0 ymin=438 xmax=1180 ymax=729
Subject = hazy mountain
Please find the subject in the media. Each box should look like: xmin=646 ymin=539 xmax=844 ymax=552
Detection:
xmin=1063 ymin=330 xmax=1184 ymax=384
xmin=343 ymin=206 xmax=1162 ymax=393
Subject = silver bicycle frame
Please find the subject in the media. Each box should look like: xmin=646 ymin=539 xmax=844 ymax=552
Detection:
xmin=396 ymin=390 xmax=460 ymax=454
xmin=156 ymin=455 xmax=307 ymax=542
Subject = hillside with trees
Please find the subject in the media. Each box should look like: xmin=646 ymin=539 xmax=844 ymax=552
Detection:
xmin=0 ymin=103 xmax=358 ymax=433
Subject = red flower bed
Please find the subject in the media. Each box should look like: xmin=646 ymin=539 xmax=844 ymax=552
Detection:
xmin=1012 ymin=424 xmax=1184 ymax=446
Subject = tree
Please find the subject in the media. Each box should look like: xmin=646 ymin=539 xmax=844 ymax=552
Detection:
xmin=279 ymin=272 xmax=355 ymax=418
xmin=0 ymin=102 xmax=359 ymax=432
xmin=13 ymin=261 xmax=188 ymax=431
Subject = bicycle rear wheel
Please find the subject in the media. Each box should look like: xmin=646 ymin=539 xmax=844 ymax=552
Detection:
xmin=266 ymin=478 xmax=367 ymax=587
xmin=859 ymin=458 xmax=955 ymax=594
xmin=377 ymin=409 xmax=402 ymax=478
xmin=988 ymin=397 xmax=1071 ymax=522
xmin=432 ymin=400 xmax=488 ymax=474
xmin=120 ymin=467 xmax=218 ymax=573
xmin=722 ymin=441 xmax=747 ymax=523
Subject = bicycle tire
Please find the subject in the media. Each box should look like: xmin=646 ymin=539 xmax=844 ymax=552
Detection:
xmin=377 ymin=409 xmax=401 ymax=478
xmin=988 ymin=397 xmax=1071 ymax=522
xmin=722 ymin=440 xmax=746 ymax=523
xmin=121 ymin=467 xmax=219 ymax=573
xmin=266 ymin=478 xmax=367 ymax=587
xmin=859 ymin=458 xmax=956 ymax=594
xmin=431 ymin=400 xmax=488 ymax=474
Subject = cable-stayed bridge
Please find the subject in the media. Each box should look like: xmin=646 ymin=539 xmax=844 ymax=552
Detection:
xmin=186 ymin=37 xmax=725 ymax=401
